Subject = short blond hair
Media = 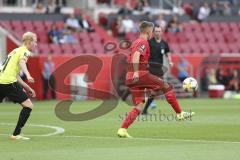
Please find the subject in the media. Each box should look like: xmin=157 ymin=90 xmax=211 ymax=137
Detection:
xmin=22 ymin=32 xmax=37 ymax=43
xmin=139 ymin=21 xmax=154 ymax=33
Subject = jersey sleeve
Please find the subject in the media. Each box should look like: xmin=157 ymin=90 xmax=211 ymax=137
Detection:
xmin=19 ymin=51 xmax=31 ymax=62
xmin=165 ymin=42 xmax=170 ymax=55
xmin=132 ymin=41 xmax=146 ymax=55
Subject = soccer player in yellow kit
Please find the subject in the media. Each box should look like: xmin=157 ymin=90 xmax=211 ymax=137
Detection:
xmin=0 ymin=32 xmax=37 ymax=140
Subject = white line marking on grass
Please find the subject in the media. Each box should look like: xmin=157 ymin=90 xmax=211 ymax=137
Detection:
xmin=1 ymin=123 xmax=239 ymax=145
xmin=54 ymin=135 xmax=240 ymax=145
xmin=0 ymin=123 xmax=65 ymax=137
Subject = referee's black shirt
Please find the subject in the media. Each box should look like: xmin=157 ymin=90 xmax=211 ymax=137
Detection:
xmin=148 ymin=37 xmax=170 ymax=77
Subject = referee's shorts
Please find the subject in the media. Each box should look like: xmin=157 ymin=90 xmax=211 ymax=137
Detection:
xmin=149 ymin=66 xmax=164 ymax=78
xmin=0 ymin=82 xmax=29 ymax=104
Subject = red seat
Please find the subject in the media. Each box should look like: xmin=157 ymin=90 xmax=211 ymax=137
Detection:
xmin=80 ymin=35 xmax=91 ymax=44
xmin=49 ymin=44 xmax=62 ymax=54
xmin=209 ymin=23 xmax=221 ymax=32
xmin=21 ymin=21 xmax=34 ymax=31
xmin=72 ymin=44 xmax=85 ymax=54
xmin=180 ymin=44 xmax=193 ymax=54
xmin=228 ymin=43 xmax=240 ymax=53
xmin=83 ymin=43 xmax=95 ymax=53
xmin=223 ymin=32 xmax=236 ymax=43
xmin=12 ymin=29 xmax=25 ymax=39
xmin=189 ymin=43 xmax=201 ymax=53
xmin=55 ymin=21 xmax=64 ymax=30
xmin=10 ymin=20 xmax=23 ymax=30
xmin=169 ymin=43 xmax=181 ymax=53
xmin=192 ymin=24 xmax=202 ymax=32
xmin=33 ymin=21 xmax=45 ymax=31
xmin=182 ymin=23 xmax=194 ymax=32
xmin=38 ymin=44 xmax=50 ymax=54
xmin=36 ymin=31 xmax=49 ymax=43
xmin=177 ymin=33 xmax=187 ymax=43
xmin=199 ymin=43 xmax=210 ymax=54
xmin=217 ymin=43 xmax=230 ymax=53
xmin=44 ymin=21 xmax=54 ymax=31
xmin=195 ymin=33 xmax=207 ymax=43
xmin=61 ymin=44 xmax=74 ymax=54
xmin=201 ymin=22 xmax=211 ymax=33
xmin=229 ymin=22 xmax=239 ymax=32
xmin=93 ymin=43 xmax=105 ymax=54
xmin=209 ymin=43 xmax=221 ymax=54
xmin=204 ymin=33 xmax=217 ymax=43
xmin=89 ymin=32 xmax=103 ymax=43
xmin=185 ymin=34 xmax=198 ymax=43
xmin=214 ymin=33 xmax=225 ymax=43
xmin=219 ymin=22 xmax=229 ymax=32
xmin=167 ymin=33 xmax=179 ymax=43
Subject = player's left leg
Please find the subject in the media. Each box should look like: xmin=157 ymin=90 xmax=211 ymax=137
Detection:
xmin=159 ymin=81 xmax=195 ymax=120
xmin=11 ymin=99 xmax=33 ymax=140
xmin=5 ymin=83 xmax=33 ymax=140
xmin=145 ymin=73 xmax=195 ymax=120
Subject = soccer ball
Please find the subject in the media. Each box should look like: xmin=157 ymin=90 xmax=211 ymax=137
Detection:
xmin=182 ymin=77 xmax=198 ymax=92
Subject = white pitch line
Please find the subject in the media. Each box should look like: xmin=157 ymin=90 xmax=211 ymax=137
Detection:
xmin=0 ymin=123 xmax=239 ymax=144
xmin=0 ymin=123 xmax=65 ymax=137
xmin=33 ymin=135 xmax=240 ymax=145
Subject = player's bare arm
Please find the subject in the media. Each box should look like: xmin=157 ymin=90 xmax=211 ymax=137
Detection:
xmin=132 ymin=51 xmax=141 ymax=82
xmin=19 ymin=59 xmax=34 ymax=83
xmin=166 ymin=52 xmax=173 ymax=67
xmin=16 ymin=75 xmax=36 ymax=98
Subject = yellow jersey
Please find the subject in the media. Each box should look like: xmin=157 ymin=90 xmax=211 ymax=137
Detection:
xmin=0 ymin=46 xmax=31 ymax=84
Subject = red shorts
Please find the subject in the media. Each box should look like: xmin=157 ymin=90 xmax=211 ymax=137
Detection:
xmin=126 ymin=71 xmax=165 ymax=105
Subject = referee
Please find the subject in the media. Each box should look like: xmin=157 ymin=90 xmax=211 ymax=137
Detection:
xmin=142 ymin=25 xmax=173 ymax=115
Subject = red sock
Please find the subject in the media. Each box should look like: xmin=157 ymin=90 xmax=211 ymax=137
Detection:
xmin=121 ymin=107 xmax=140 ymax=129
xmin=165 ymin=90 xmax=182 ymax=114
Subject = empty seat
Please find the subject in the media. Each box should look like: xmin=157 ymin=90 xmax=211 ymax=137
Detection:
xmin=38 ymin=44 xmax=50 ymax=54
xmin=180 ymin=44 xmax=193 ymax=54
xmin=201 ymin=22 xmax=211 ymax=33
xmin=169 ymin=43 xmax=181 ymax=53
xmin=49 ymin=44 xmax=62 ymax=54
xmin=83 ymin=43 xmax=95 ymax=53
xmin=219 ymin=22 xmax=229 ymax=32
xmin=61 ymin=44 xmax=74 ymax=54
xmin=10 ymin=20 xmax=23 ymax=30
xmin=209 ymin=23 xmax=221 ymax=32
xmin=72 ymin=44 xmax=85 ymax=54
xmin=93 ymin=43 xmax=105 ymax=54
xmin=228 ymin=43 xmax=240 ymax=53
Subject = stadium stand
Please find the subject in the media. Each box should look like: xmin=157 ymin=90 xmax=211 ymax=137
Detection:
xmin=0 ymin=13 xmax=116 ymax=55
xmin=123 ymin=22 xmax=240 ymax=54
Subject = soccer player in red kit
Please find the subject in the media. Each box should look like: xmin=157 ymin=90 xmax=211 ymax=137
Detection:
xmin=117 ymin=21 xmax=194 ymax=138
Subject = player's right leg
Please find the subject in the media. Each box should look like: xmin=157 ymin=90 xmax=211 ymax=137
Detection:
xmin=117 ymin=103 xmax=143 ymax=138
xmin=117 ymin=87 xmax=145 ymax=138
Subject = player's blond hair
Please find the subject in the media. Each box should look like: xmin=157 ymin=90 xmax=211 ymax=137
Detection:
xmin=22 ymin=32 xmax=37 ymax=44
xmin=139 ymin=21 xmax=154 ymax=33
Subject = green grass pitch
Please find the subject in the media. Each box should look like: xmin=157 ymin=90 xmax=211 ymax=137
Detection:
xmin=0 ymin=99 xmax=240 ymax=160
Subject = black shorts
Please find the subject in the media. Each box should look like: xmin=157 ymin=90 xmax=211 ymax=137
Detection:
xmin=0 ymin=82 xmax=29 ymax=104
xmin=149 ymin=66 xmax=164 ymax=78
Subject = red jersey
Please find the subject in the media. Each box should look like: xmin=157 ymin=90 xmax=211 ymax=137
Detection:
xmin=128 ymin=37 xmax=150 ymax=65
xmin=126 ymin=37 xmax=150 ymax=80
